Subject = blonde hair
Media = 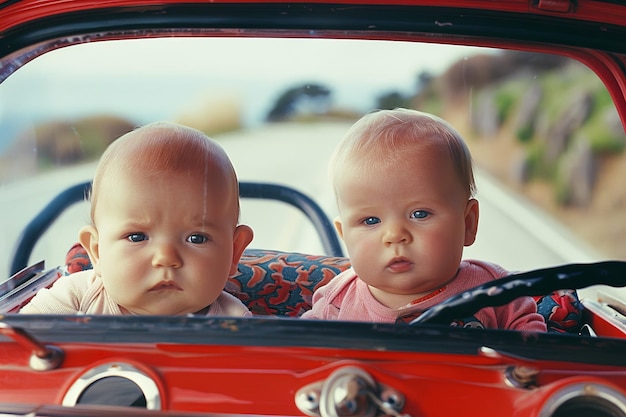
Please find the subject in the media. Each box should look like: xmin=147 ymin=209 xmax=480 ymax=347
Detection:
xmin=330 ymin=108 xmax=476 ymax=198
xmin=89 ymin=121 xmax=239 ymax=222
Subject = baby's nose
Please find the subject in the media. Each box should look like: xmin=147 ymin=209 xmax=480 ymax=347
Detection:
xmin=152 ymin=242 xmax=182 ymax=268
xmin=383 ymin=222 xmax=411 ymax=245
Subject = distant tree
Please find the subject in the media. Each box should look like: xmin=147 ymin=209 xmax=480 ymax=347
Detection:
xmin=376 ymin=91 xmax=411 ymax=110
xmin=266 ymin=83 xmax=332 ymax=121
xmin=376 ymin=71 xmax=434 ymax=111
xmin=33 ymin=115 xmax=134 ymax=165
xmin=416 ymin=71 xmax=434 ymax=93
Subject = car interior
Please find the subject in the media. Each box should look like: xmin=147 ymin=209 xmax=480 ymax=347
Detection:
xmin=2 ymin=2 xmax=626 ymax=415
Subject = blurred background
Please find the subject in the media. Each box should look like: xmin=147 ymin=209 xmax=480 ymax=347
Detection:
xmin=1 ymin=37 xmax=624 ymax=292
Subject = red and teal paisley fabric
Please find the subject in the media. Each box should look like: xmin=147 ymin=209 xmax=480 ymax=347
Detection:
xmin=534 ymin=290 xmax=583 ymax=333
xmin=227 ymin=249 xmax=351 ymax=316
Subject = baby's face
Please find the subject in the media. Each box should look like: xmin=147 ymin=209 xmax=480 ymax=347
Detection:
xmin=334 ymin=143 xmax=478 ymax=308
xmin=89 ymin=169 xmax=241 ymax=315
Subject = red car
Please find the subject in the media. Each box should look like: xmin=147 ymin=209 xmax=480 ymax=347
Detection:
xmin=1 ymin=1 xmax=626 ymax=416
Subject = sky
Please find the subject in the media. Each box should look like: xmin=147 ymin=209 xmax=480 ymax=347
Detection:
xmin=21 ymin=37 xmax=489 ymax=90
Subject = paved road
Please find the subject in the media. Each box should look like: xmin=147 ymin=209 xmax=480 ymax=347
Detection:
xmin=0 ymin=121 xmax=612 ymax=300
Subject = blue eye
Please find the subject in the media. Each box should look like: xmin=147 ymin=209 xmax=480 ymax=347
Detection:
xmin=187 ymin=234 xmax=208 ymax=244
xmin=127 ymin=233 xmax=147 ymax=242
xmin=411 ymin=210 xmax=429 ymax=219
xmin=363 ymin=217 xmax=380 ymax=225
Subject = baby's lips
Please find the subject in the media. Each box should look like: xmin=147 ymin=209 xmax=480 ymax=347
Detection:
xmin=149 ymin=280 xmax=183 ymax=291
xmin=387 ymin=256 xmax=410 ymax=267
xmin=386 ymin=257 xmax=413 ymax=273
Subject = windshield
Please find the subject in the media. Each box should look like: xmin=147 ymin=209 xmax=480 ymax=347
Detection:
xmin=1 ymin=36 xmax=624 ymax=309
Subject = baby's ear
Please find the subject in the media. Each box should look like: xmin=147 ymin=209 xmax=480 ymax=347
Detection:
xmin=463 ymin=199 xmax=480 ymax=246
xmin=333 ymin=217 xmax=344 ymax=239
xmin=229 ymin=224 xmax=254 ymax=276
xmin=79 ymin=225 xmax=101 ymax=276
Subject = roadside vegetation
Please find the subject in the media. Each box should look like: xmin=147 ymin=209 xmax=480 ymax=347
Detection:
xmin=410 ymin=51 xmax=626 ymax=258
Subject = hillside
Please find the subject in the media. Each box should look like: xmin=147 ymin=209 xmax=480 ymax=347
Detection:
xmin=414 ymin=51 xmax=626 ymax=259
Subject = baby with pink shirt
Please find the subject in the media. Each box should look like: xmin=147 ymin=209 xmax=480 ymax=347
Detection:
xmin=302 ymin=109 xmax=546 ymax=331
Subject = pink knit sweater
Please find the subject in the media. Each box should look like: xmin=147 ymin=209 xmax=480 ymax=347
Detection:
xmin=301 ymin=260 xmax=547 ymax=331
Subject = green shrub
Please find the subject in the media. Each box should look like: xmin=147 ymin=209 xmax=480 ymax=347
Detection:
xmin=516 ymin=123 xmax=534 ymax=143
xmin=578 ymin=112 xmax=625 ymax=154
xmin=553 ymin=168 xmax=571 ymax=205
xmin=523 ymin=142 xmax=550 ymax=180
xmin=593 ymin=87 xmax=614 ymax=109
xmin=494 ymin=89 xmax=517 ymax=124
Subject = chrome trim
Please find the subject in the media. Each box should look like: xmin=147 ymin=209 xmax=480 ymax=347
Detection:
xmin=538 ymin=382 xmax=626 ymax=417
xmin=62 ymin=362 xmax=161 ymax=410
xmin=296 ymin=366 xmax=407 ymax=417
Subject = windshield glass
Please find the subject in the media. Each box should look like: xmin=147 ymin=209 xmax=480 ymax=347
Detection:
xmin=1 ymin=36 xmax=624 ymax=309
